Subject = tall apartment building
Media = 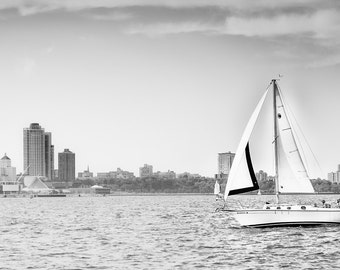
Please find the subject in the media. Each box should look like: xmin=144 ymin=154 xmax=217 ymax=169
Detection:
xmin=44 ymin=132 xmax=52 ymax=180
xmin=23 ymin=123 xmax=54 ymax=179
xmin=139 ymin=164 xmax=153 ymax=177
xmin=218 ymin=151 xmax=235 ymax=176
xmin=50 ymin=145 xmax=55 ymax=180
xmin=58 ymin=149 xmax=75 ymax=182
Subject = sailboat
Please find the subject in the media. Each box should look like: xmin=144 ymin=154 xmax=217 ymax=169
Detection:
xmin=214 ymin=180 xmax=223 ymax=201
xmin=223 ymin=79 xmax=340 ymax=227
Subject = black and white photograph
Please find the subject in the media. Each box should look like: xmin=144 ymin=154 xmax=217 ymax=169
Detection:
xmin=1 ymin=0 xmax=340 ymax=269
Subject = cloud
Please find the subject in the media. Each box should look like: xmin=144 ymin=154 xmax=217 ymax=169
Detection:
xmin=1 ymin=0 xmax=339 ymax=16
xmin=83 ymin=10 xmax=133 ymax=21
xmin=21 ymin=57 xmax=37 ymax=78
xmin=2 ymin=0 xmax=340 ymax=67
xmin=42 ymin=46 xmax=54 ymax=55
xmin=225 ymin=9 xmax=340 ymax=40
xmin=126 ymin=22 xmax=224 ymax=37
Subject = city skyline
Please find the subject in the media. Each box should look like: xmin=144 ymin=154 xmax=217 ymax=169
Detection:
xmin=1 ymin=1 xmax=340 ymax=178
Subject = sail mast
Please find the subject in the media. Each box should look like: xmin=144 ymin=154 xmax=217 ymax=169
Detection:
xmin=273 ymin=79 xmax=280 ymax=204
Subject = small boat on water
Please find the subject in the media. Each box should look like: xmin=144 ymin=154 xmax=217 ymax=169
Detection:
xmin=214 ymin=180 xmax=223 ymax=201
xmin=222 ymin=79 xmax=340 ymax=227
xmin=35 ymin=194 xmax=67 ymax=197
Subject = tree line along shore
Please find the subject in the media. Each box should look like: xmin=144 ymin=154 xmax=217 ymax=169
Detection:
xmin=77 ymin=177 xmax=340 ymax=194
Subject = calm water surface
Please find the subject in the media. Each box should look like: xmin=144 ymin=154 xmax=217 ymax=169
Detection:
xmin=1 ymin=194 xmax=340 ymax=269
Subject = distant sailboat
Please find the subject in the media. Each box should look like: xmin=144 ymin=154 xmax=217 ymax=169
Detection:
xmin=214 ymin=180 xmax=223 ymax=201
xmin=214 ymin=180 xmax=220 ymax=194
xmin=222 ymin=79 xmax=340 ymax=227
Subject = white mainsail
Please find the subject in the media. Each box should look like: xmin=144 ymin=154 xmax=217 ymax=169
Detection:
xmin=224 ymin=80 xmax=314 ymax=201
xmin=275 ymin=87 xmax=314 ymax=193
xmin=214 ymin=180 xmax=221 ymax=195
xmin=224 ymin=89 xmax=269 ymax=200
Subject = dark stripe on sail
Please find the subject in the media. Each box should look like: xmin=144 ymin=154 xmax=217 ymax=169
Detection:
xmin=228 ymin=143 xmax=259 ymax=196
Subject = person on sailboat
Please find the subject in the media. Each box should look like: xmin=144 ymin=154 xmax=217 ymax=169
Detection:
xmin=322 ymin=200 xmax=331 ymax=208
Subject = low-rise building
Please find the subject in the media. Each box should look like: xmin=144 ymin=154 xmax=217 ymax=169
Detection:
xmin=97 ymin=168 xmax=135 ymax=179
xmin=111 ymin=168 xmax=135 ymax=179
xmin=0 ymin=154 xmax=19 ymax=194
xmin=78 ymin=166 xmax=94 ymax=179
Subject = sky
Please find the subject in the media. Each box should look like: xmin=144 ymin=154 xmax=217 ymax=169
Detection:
xmin=1 ymin=0 xmax=340 ymax=178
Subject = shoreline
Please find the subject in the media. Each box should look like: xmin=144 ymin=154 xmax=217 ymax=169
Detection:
xmin=1 ymin=192 xmax=340 ymax=198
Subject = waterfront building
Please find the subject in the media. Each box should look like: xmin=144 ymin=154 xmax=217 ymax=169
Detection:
xmin=78 ymin=166 xmax=94 ymax=179
xmin=97 ymin=168 xmax=135 ymax=179
xmin=22 ymin=176 xmax=50 ymax=192
xmin=114 ymin=168 xmax=135 ymax=179
xmin=139 ymin=164 xmax=153 ymax=177
xmin=23 ymin=123 xmax=54 ymax=179
xmin=0 ymin=154 xmax=16 ymax=181
xmin=0 ymin=154 xmax=18 ymax=194
xmin=58 ymin=149 xmax=75 ymax=182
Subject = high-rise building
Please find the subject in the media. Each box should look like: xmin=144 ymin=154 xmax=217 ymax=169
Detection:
xmin=24 ymin=123 xmax=45 ymax=177
xmin=50 ymin=145 xmax=55 ymax=180
xmin=139 ymin=164 xmax=153 ymax=177
xmin=23 ymin=123 xmax=54 ymax=179
xmin=218 ymin=151 xmax=235 ymax=176
xmin=44 ymin=132 xmax=53 ymax=180
xmin=58 ymin=149 xmax=75 ymax=182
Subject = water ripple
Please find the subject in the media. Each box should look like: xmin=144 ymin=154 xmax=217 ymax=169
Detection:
xmin=1 ymin=195 xmax=340 ymax=269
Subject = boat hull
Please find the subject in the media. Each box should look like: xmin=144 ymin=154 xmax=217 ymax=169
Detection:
xmin=226 ymin=207 xmax=340 ymax=228
xmin=36 ymin=194 xmax=67 ymax=197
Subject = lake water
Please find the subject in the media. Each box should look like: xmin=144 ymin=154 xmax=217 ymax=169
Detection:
xmin=1 ymin=194 xmax=340 ymax=269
